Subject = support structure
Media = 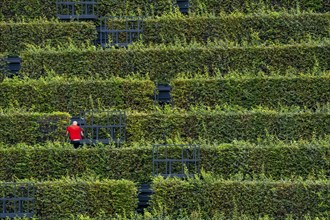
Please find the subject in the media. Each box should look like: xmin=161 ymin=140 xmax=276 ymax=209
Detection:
xmin=176 ymin=0 xmax=189 ymax=14
xmin=56 ymin=0 xmax=98 ymax=20
xmin=37 ymin=118 xmax=60 ymax=142
xmin=75 ymin=110 xmax=126 ymax=145
xmin=0 ymin=182 xmax=35 ymax=218
xmin=98 ymin=16 xmax=144 ymax=47
xmin=154 ymin=84 xmax=172 ymax=106
xmin=152 ymin=144 xmax=200 ymax=178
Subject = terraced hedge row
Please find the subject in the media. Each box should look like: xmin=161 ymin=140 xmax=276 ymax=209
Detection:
xmin=2 ymin=13 xmax=329 ymax=54
xmin=151 ymin=178 xmax=330 ymax=218
xmin=2 ymin=109 xmax=330 ymax=144
xmin=0 ymin=179 xmax=137 ymax=219
xmin=0 ymin=78 xmax=154 ymax=113
xmin=20 ymin=42 xmax=330 ymax=82
xmin=139 ymin=13 xmax=330 ymax=44
xmin=0 ymin=0 xmax=328 ymax=20
xmin=189 ymin=0 xmax=330 ymax=14
xmin=0 ymin=21 xmax=96 ymax=54
xmin=2 ymin=74 xmax=330 ymax=112
xmin=0 ymin=112 xmax=69 ymax=144
xmin=171 ymin=74 xmax=330 ymax=109
xmin=0 ymin=141 xmax=328 ymax=182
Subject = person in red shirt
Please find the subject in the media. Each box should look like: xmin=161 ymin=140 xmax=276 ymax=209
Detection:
xmin=66 ymin=121 xmax=84 ymax=149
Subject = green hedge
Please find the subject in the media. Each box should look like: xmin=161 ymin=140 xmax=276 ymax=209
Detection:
xmin=2 ymin=13 xmax=329 ymax=54
xmin=0 ymin=0 xmax=328 ymax=20
xmin=126 ymin=109 xmax=330 ymax=143
xmin=0 ymin=141 xmax=328 ymax=182
xmin=0 ymin=0 xmax=172 ymax=20
xmin=189 ymin=0 xmax=330 ymax=14
xmin=150 ymin=178 xmax=330 ymax=218
xmin=20 ymin=42 xmax=330 ymax=82
xmin=0 ymin=112 xmax=69 ymax=144
xmin=2 ymin=109 xmax=330 ymax=144
xmin=0 ymin=179 xmax=137 ymax=219
xmin=0 ymin=78 xmax=154 ymax=113
xmin=142 ymin=13 xmax=330 ymax=45
xmin=171 ymin=74 xmax=330 ymax=109
xmin=0 ymin=20 xmax=96 ymax=55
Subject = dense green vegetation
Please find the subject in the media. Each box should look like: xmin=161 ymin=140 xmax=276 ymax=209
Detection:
xmin=151 ymin=177 xmax=330 ymax=219
xmin=0 ymin=0 xmax=328 ymax=21
xmin=0 ymin=140 xmax=328 ymax=182
xmin=20 ymin=41 xmax=330 ymax=82
xmin=171 ymin=73 xmax=330 ymax=109
xmin=0 ymin=20 xmax=96 ymax=54
xmin=0 ymin=179 xmax=137 ymax=219
xmin=0 ymin=0 xmax=329 ymax=218
xmin=0 ymin=77 xmax=154 ymax=113
xmin=2 ymin=108 xmax=330 ymax=144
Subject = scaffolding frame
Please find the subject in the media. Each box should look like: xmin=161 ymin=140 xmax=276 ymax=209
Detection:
xmin=98 ymin=16 xmax=144 ymax=47
xmin=56 ymin=0 xmax=98 ymax=20
xmin=152 ymin=144 xmax=200 ymax=178
xmin=78 ymin=110 xmax=126 ymax=144
xmin=0 ymin=182 xmax=35 ymax=218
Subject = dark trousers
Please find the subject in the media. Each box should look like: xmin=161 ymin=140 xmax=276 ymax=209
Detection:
xmin=70 ymin=140 xmax=81 ymax=149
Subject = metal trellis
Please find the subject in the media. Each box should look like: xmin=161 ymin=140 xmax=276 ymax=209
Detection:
xmin=56 ymin=0 xmax=98 ymax=20
xmin=0 ymin=182 xmax=35 ymax=218
xmin=152 ymin=144 xmax=200 ymax=178
xmin=98 ymin=16 xmax=144 ymax=47
xmin=77 ymin=110 xmax=126 ymax=145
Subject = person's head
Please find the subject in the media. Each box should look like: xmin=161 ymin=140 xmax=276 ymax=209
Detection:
xmin=72 ymin=121 xmax=78 ymax=126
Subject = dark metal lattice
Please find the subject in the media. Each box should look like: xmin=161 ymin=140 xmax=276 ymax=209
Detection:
xmin=56 ymin=0 xmax=98 ymax=20
xmin=176 ymin=0 xmax=190 ymax=14
xmin=154 ymin=84 xmax=172 ymax=106
xmin=37 ymin=118 xmax=59 ymax=142
xmin=98 ymin=16 xmax=144 ymax=47
xmin=77 ymin=110 xmax=126 ymax=144
xmin=152 ymin=144 xmax=200 ymax=178
xmin=0 ymin=182 xmax=35 ymax=219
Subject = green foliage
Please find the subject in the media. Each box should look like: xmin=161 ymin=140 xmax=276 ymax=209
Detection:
xmin=0 ymin=140 xmax=328 ymax=182
xmin=0 ymin=179 xmax=138 ymax=219
xmin=0 ymin=20 xmax=96 ymax=55
xmin=0 ymin=0 xmax=328 ymax=21
xmin=0 ymin=0 xmax=173 ymax=20
xmin=171 ymin=73 xmax=330 ymax=109
xmin=126 ymin=107 xmax=330 ymax=143
xmin=20 ymin=41 xmax=330 ymax=82
xmin=0 ymin=111 xmax=69 ymax=144
xmin=0 ymin=53 xmax=6 ymax=82
xmin=3 ymin=108 xmax=330 ymax=144
xmin=142 ymin=13 xmax=330 ymax=45
xmin=150 ymin=177 xmax=330 ymax=218
xmin=0 ymin=77 xmax=155 ymax=113
xmin=189 ymin=0 xmax=329 ymax=14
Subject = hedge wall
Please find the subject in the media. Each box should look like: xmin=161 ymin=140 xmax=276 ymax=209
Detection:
xmin=20 ymin=42 xmax=330 ymax=82
xmin=2 ymin=109 xmax=330 ymax=144
xmin=1 ymin=13 xmax=329 ymax=54
xmin=171 ymin=74 xmax=330 ymax=109
xmin=0 ymin=0 xmax=328 ymax=20
xmin=0 ymin=141 xmax=328 ymax=182
xmin=126 ymin=109 xmax=330 ymax=143
xmin=0 ymin=179 xmax=137 ymax=219
xmin=0 ymin=20 xmax=97 ymax=54
xmin=142 ymin=13 xmax=330 ymax=45
xmin=0 ymin=112 xmax=69 ymax=144
xmin=0 ymin=0 xmax=172 ymax=20
xmin=0 ymin=78 xmax=154 ymax=113
xmin=150 ymin=178 xmax=330 ymax=218
xmin=189 ymin=0 xmax=330 ymax=14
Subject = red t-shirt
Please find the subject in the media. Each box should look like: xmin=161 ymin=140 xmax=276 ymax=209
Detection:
xmin=66 ymin=125 xmax=83 ymax=140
